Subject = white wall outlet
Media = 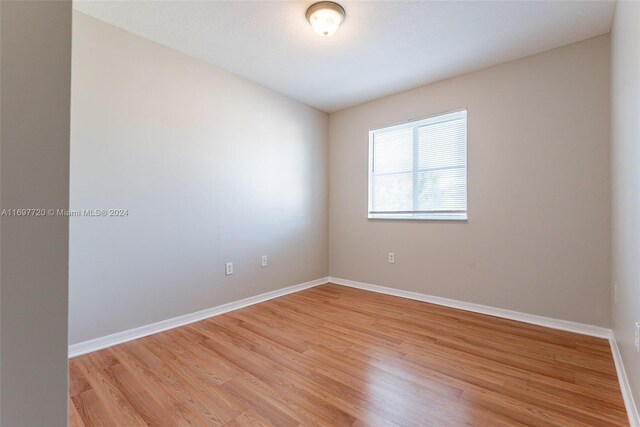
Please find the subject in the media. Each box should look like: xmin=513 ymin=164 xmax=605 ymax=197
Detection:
xmin=635 ymin=322 xmax=640 ymax=353
xmin=388 ymin=252 xmax=395 ymax=264
xmin=613 ymin=283 xmax=618 ymax=304
xmin=225 ymin=262 xmax=233 ymax=275
xmin=261 ymin=255 xmax=268 ymax=267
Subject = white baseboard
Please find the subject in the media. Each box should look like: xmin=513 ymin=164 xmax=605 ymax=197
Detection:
xmin=68 ymin=277 xmax=329 ymax=358
xmin=328 ymin=277 xmax=612 ymax=339
xmin=610 ymin=334 xmax=640 ymax=427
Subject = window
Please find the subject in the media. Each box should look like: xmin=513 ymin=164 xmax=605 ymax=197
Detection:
xmin=368 ymin=110 xmax=467 ymax=220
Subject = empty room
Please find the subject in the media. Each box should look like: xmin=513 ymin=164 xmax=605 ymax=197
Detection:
xmin=0 ymin=0 xmax=639 ymax=425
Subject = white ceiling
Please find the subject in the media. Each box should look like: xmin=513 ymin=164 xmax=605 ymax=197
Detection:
xmin=73 ymin=1 xmax=615 ymax=113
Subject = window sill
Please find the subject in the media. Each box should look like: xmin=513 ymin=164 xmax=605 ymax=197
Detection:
xmin=368 ymin=213 xmax=467 ymax=221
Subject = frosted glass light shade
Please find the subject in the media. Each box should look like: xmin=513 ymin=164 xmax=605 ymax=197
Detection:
xmin=306 ymin=2 xmax=345 ymax=37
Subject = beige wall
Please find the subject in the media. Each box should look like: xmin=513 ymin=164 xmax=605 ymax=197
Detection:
xmin=329 ymin=35 xmax=611 ymax=327
xmin=69 ymin=12 xmax=328 ymax=344
xmin=611 ymin=0 xmax=640 ymax=410
xmin=1 ymin=1 xmax=71 ymax=425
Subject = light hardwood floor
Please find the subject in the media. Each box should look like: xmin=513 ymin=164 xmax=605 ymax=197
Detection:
xmin=69 ymin=283 xmax=628 ymax=426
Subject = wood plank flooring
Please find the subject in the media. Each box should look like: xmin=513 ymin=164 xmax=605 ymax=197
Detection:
xmin=69 ymin=283 xmax=628 ymax=426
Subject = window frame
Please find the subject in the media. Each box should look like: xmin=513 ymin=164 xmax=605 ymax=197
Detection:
xmin=367 ymin=109 xmax=468 ymax=221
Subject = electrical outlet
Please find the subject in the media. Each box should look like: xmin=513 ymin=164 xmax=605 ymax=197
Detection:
xmin=388 ymin=252 xmax=395 ymax=264
xmin=225 ymin=262 xmax=233 ymax=275
xmin=261 ymin=255 xmax=268 ymax=267
xmin=635 ymin=322 xmax=640 ymax=353
xmin=613 ymin=283 xmax=618 ymax=304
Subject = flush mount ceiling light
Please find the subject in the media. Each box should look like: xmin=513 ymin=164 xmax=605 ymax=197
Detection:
xmin=306 ymin=1 xmax=345 ymax=37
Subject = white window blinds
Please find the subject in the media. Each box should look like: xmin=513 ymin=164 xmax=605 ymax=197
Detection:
xmin=368 ymin=110 xmax=467 ymax=220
